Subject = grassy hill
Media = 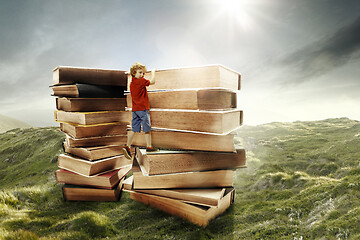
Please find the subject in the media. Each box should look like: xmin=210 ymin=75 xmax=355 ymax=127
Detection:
xmin=0 ymin=118 xmax=360 ymax=239
xmin=0 ymin=114 xmax=32 ymax=133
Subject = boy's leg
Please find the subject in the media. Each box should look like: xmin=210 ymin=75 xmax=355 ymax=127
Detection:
xmin=127 ymin=131 xmax=135 ymax=147
xmin=123 ymin=112 xmax=141 ymax=159
xmin=141 ymin=110 xmax=159 ymax=152
xmin=145 ymin=132 xmax=152 ymax=148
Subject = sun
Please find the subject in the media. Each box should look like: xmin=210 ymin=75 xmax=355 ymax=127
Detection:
xmin=216 ymin=0 xmax=253 ymax=30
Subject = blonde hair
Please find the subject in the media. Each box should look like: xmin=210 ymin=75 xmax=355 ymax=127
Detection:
xmin=130 ymin=62 xmax=147 ymax=77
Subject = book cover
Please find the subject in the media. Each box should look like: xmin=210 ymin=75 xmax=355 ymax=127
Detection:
xmin=62 ymin=181 xmax=124 ymax=202
xmin=55 ymin=165 xmax=131 ymax=189
xmin=53 ymin=66 xmax=127 ymax=86
xmin=60 ymin=122 xmax=127 ymax=138
xmin=128 ymin=187 xmax=235 ymax=227
xmin=126 ymin=88 xmax=237 ymax=110
xmin=52 ymin=83 xmax=127 ymax=98
xmin=58 ymin=153 xmax=132 ymax=176
xmin=136 ymin=148 xmax=246 ymax=175
xmin=56 ymin=97 xmax=127 ymax=112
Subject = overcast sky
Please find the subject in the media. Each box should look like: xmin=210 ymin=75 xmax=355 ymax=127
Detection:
xmin=0 ymin=0 xmax=359 ymax=126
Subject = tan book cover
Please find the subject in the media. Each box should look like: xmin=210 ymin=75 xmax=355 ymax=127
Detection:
xmin=135 ymin=109 xmax=242 ymax=134
xmin=62 ymin=180 xmax=124 ymax=202
xmin=58 ymin=153 xmax=132 ymax=176
xmin=127 ymin=65 xmax=241 ymax=91
xmin=63 ymin=142 xmax=129 ymax=161
xmin=54 ymin=110 xmax=130 ymax=125
xmin=132 ymin=157 xmax=234 ymax=189
xmin=56 ymin=97 xmax=127 ymax=112
xmin=60 ymin=122 xmax=127 ymax=138
xmin=129 ymin=187 xmax=235 ymax=227
xmin=126 ymin=88 xmax=237 ymax=110
xmin=136 ymin=148 xmax=246 ymax=175
xmin=131 ymin=129 xmax=235 ymax=152
xmin=55 ymin=165 xmax=131 ymax=189
xmin=65 ymin=134 xmax=127 ymax=148
xmin=123 ymin=176 xmax=226 ymax=207
xmin=53 ymin=66 xmax=127 ymax=86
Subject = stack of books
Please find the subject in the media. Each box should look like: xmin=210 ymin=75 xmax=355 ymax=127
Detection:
xmin=51 ymin=66 xmax=133 ymax=201
xmin=122 ymin=65 xmax=246 ymax=226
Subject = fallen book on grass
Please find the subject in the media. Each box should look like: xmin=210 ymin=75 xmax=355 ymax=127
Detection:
xmin=136 ymin=147 xmax=246 ymax=175
xmin=128 ymin=186 xmax=235 ymax=227
xmin=62 ymin=181 xmax=123 ymax=202
xmin=63 ymin=142 xmax=130 ymax=161
xmin=56 ymin=97 xmax=127 ymax=112
xmin=128 ymin=65 xmax=241 ymax=91
xmin=56 ymin=165 xmax=131 ymax=189
xmin=140 ymin=109 xmax=243 ymax=134
xmin=131 ymin=129 xmax=236 ymax=152
xmin=132 ymin=158 xmax=234 ymax=189
xmin=123 ymin=176 xmax=226 ymax=207
xmin=65 ymin=134 xmax=127 ymax=148
xmin=54 ymin=110 xmax=130 ymax=125
xmin=53 ymin=66 xmax=127 ymax=86
xmin=58 ymin=153 xmax=132 ymax=176
xmin=126 ymin=88 xmax=237 ymax=110
xmin=60 ymin=122 xmax=127 ymax=138
xmin=51 ymin=83 xmax=127 ymax=98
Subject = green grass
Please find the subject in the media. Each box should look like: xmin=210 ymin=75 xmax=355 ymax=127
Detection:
xmin=1 ymin=118 xmax=360 ymax=239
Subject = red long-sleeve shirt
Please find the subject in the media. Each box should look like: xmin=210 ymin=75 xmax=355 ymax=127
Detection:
xmin=130 ymin=77 xmax=150 ymax=111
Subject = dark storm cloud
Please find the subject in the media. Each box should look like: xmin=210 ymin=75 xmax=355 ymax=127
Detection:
xmin=281 ymin=15 xmax=360 ymax=81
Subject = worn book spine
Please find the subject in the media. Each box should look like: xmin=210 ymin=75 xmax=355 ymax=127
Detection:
xmin=56 ymin=97 xmax=127 ymax=112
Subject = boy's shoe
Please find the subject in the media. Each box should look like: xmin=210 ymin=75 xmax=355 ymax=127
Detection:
xmin=122 ymin=146 xmax=132 ymax=159
xmin=146 ymin=146 xmax=159 ymax=153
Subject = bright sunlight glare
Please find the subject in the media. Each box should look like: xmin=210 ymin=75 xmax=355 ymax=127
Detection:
xmin=217 ymin=0 xmax=253 ymax=30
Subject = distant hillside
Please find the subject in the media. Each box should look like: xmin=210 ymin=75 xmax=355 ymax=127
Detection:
xmin=0 ymin=118 xmax=359 ymax=239
xmin=0 ymin=114 xmax=32 ymax=133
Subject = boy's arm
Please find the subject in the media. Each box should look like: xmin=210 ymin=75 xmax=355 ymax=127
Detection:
xmin=149 ymin=69 xmax=156 ymax=85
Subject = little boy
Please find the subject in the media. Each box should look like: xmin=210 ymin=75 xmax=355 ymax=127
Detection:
xmin=122 ymin=62 xmax=159 ymax=159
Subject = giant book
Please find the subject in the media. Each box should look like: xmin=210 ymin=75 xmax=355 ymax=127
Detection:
xmin=56 ymin=165 xmax=131 ymax=189
xmin=60 ymin=122 xmax=127 ymax=138
xmin=136 ymin=148 xmax=246 ymax=175
xmin=127 ymin=88 xmax=237 ymax=110
xmin=58 ymin=154 xmax=132 ymax=176
xmin=53 ymin=66 xmax=127 ymax=86
xmin=127 ymin=65 xmax=241 ymax=90
xmin=51 ymin=83 xmax=126 ymax=98
xmin=138 ymin=109 xmax=242 ymax=134
xmin=62 ymin=182 xmax=123 ymax=202
xmin=63 ymin=142 xmax=128 ymax=161
xmin=131 ymin=129 xmax=235 ymax=152
xmin=123 ymin=176 xmax=226 ymax=207
xmin=132 ymin=158 xmax=234 ymax=189
xmin=56 ymin=97 xmax=127 ymax=112
xmin=54 ymin=110 xmax=130 ymax=125
xmin=128 ymin=187 xmax=235 ymax=226
xmin=65 ymin=134 xmax=127 ymax=148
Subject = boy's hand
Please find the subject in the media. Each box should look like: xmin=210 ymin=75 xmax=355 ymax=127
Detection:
xmin=150 ymin=69 xmax=156 ymax=85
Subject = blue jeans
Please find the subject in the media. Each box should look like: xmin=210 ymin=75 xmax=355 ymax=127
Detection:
xmin=132 ymin=110 xmax=151 ymax=132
